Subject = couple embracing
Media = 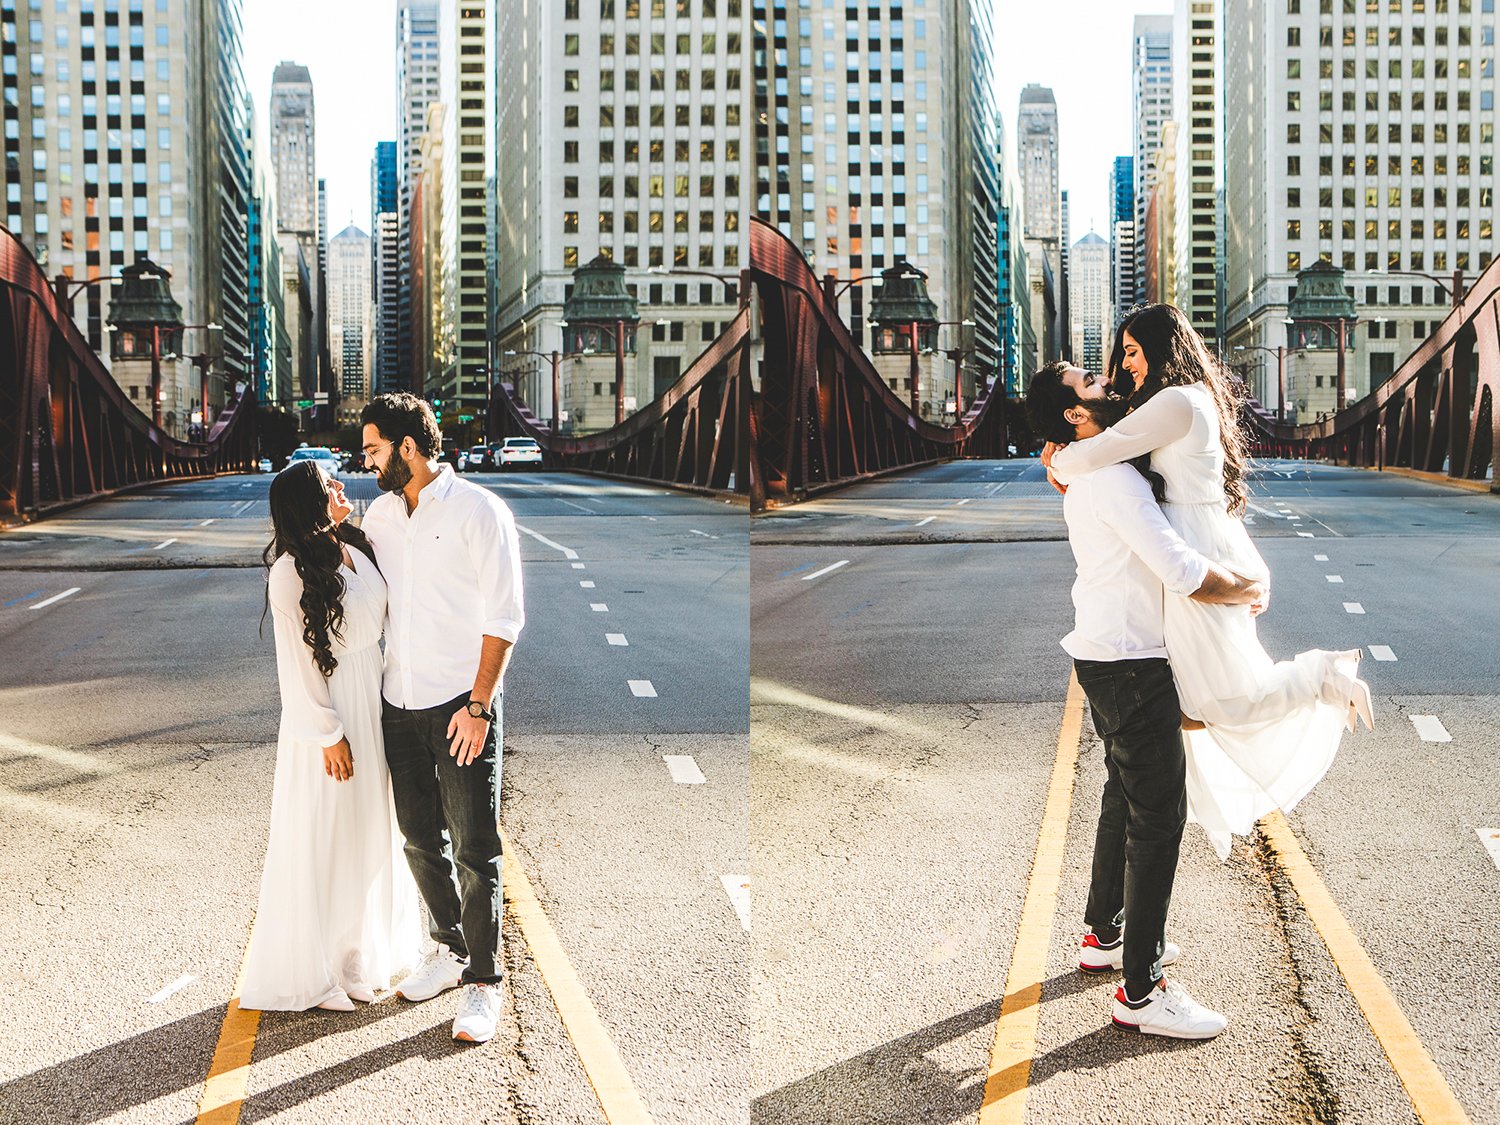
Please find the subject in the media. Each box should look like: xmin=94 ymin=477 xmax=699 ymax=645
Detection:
xmin=1027 ymin=303 xmax=1374 ymax=1040
xmin=238 ymin=392 xmax=524 ymax=1046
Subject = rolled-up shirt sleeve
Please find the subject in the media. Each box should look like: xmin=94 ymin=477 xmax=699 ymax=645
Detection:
xmin=267 ymin=560 xmax=345 ymax=746
xmin=467 ymin=495 xmax=526 ymax=642
xmin=1094 ymin=470 xmax=1211 ymax=597
xmin=1049 ymin=386 xmax=1196 ymax=485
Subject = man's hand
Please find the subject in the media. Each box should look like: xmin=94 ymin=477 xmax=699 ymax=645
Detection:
xmin=1235 ymin=574 xmax=1268 ymax=607
xmin=1249 ymin=583 xmax=1271 ymax=617
xmin=1191 ymin=564 xmax=1267 ymax=606
xmin=446 ymin=708 xmax=490 ymax=767
xmin=323 ymin=737 xmax=354 ymax=782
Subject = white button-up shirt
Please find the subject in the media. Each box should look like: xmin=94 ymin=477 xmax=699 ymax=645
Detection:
xmin=361 ymin=465 xmax=525 ymax=709
xmin=1060 ymin=463 xmax=1211 ymax=663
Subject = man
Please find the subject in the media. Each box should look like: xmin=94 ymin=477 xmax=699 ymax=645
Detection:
xmin=360 ymin=393 xmax=525 ymax=1044
xmin=1026 ymin=362 xmax=1264 ymax=1040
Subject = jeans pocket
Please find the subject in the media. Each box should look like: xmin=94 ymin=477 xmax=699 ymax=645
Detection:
xmin=1080 ymin=676 xmax=1122 ymax=739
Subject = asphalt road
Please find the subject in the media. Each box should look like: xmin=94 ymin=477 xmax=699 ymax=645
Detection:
xmin=0 ymin=470 xmax=748 ymax=1125
xmin=750 ymin=459 xmax=1500 ymax=1125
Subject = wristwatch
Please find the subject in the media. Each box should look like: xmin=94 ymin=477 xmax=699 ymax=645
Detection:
xmin=465 ymin=699 xmax=496 ymax=723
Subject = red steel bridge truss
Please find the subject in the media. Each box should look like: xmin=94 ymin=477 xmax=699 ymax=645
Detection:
xmin=488 ymin=298 xmax=751 ymax=499
xmin=0 ymin=226 xmax=256 ymax=522
xmin=1242 ymin=252 xmax=1499 ymax=491
xmin=748 ymin=217 xmax=1011 ymax=510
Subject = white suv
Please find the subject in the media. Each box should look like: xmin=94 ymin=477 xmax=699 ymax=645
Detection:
xmin=497 ymin=437 xmax=543 ymax=471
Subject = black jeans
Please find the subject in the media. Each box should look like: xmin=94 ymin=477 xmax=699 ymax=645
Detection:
xmin=382 ymin=691 xmax=503 ymax=985
xmin=1073 ymin=657 xmax=1187 ymax=999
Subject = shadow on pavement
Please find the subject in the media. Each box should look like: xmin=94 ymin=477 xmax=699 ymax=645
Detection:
xmin=751 ymin=969 xmax=1207 ymax=1125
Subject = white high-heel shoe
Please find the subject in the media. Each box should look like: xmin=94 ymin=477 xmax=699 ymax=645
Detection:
xmin=316 ymin=990 xmax=355 ymax=1012
xmin=1346 ymin=676 xmax=1375 ymax=732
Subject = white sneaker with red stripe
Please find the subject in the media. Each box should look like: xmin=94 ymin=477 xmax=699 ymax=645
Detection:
xmin=1078 ymin=932 xmax=1181 ymax=974
xmin=1111 ymin=980 xmax=1227 ymax=1039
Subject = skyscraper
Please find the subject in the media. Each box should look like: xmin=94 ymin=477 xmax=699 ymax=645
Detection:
xmin=1070 ymin=231 xmax=1111 ymax=376
xmin=1173 ymin=0 xmax=1220 ymax=341
xmin=1131 ymin=14 xmax=1173 ymax=307
xmin=328 ymin=224 xmax=372 ymax=424
xmin=1223 ymin=0 xmax=1498 ymax=418
xmin=269 ymin=62 xmax=320 ymax=405
xmin=0 ymin=0 xmax=253 ymax=436
xmin=1018 ymin=84 xmax=1061 ymax=367
xmin=1110 ymin=155 xmax=1136 ymax=326
xmin=396 ymin=1 xmax=439 ymax=394
xmin=751 ymin=0 xmax=997 ymax=414
xmin=496 ymin=0 xmax=750 ymax=431
xmin=371 ymin=141 xmax=400 ymax=398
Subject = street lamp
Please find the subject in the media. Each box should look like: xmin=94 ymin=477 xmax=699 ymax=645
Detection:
xmin=170 ymin=323 xmax=222 ymax=439
xmin=503 ymin=348 xmax=562 ymax=435
xmin=1369 ymin=266 xmax=1466 ymax=309
xmin=646 ymin=266 xmax=749 ymax=309
xmin=936 ymin=319 xmax=976 ymax=418
xmin=559 ymin=318 xmax=661 ymax=426
xmin=1233 ymin=343 xmax=1288 ymax=422
xmin=1282 ymin=314 xmax=1385 ymax=413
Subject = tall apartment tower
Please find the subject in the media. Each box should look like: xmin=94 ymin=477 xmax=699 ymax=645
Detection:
xmin=0 ymin=0 xmax=254 ymax=436
xmin=328 ymin=223 xmax=372 ymax=424
xmin=1110 ymin=156 xmax=1137 ymax=326
xmin=1131 ymin=14 xmax=1173 ymax=307
xmin=269 ymin=62 xmax=320 ymax=405
xmin=1070 ymin=231 xmax=1112 ymax=376
xmin=1172 ymin=0 xmax=1221 ymax=341
xmin=995 ymin=111 xmax=1034 ymax=394
xmin=435 ymin=0 xmax=491 ymax=429
xmin=1018 ymin=84 xmax=1062 ymax=367
xmin=396 ymin=1 xmax=440 ymax=394
xmin=497 ymin=0 xmax=751 ymax=432
xmin=1224 ymin=0 xmax=1498 ymax=417
xmin=751 ymin=0 xmax=998 ymax=410
xmin=1060 ymin=187 xmax=1071 ymax=357
xmin=371 ymin=141 xmax=400 ymax=397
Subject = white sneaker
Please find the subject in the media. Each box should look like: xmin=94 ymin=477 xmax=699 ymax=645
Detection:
xmin=1112 ymin=980 xmax=1227 ymax=1039
xmin=452 ymin=983 xmax=501 ymax=1043
xmin=396 ymin=946 xmax=468 ymax=1002
xmin=1078 ymin=932 xmax=1181 ymax=974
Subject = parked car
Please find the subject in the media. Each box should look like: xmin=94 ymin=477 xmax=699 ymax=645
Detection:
xmin=256 ymin=457 xmax=274 ymax=473
xmin=285 ymin=446 xmax=342 ymax=475
xmin=467 ymin=444 xmax=496 ymax=471
xmin=438 ymin=447 xmax=465 ymax=472
xmin=497 ymin=437 xmax=543 ymax=471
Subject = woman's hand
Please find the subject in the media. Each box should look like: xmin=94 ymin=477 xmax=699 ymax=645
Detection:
xmin=1249 ymin=584 xmax=1271 ymax=617
xmin=323 ymin=737 xmax=354 ymax=782
xmin=1040 ymin=441 xmax=1065 ymax=468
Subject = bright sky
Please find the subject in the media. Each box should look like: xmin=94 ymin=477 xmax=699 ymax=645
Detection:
xmin=241 ymin=0 xmax=397 ymax=239
xmin=994 ymin=0 xmax=1174 ymax=247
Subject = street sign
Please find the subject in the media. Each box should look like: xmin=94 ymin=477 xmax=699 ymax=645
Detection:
xmin=295 ymin=399 xmax=313 ymax=408
xmin=313 ymin=392 xmax=330 ymax=403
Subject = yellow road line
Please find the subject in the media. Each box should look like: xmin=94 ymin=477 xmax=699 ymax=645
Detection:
xmin=501 ymin=827 xmax=656 ymax=1125
xmin=1261 ymin=812 xmax=1472 ymax=1125
xmin=196 ymin=919 xmax=261 ymax=1125
xmin=980 ymin=671 xmax=1086 ymax=1124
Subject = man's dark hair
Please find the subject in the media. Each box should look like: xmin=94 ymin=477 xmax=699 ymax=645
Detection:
xmin=1024 ymin=361 xmax=1081 ymax=444
xmin=360 ymin=393 xmax=443 ymax=457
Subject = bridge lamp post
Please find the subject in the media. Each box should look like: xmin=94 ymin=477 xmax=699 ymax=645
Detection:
xmin=647 ymin=266 xmax=751 ymax=311
xmin=1285 ymin=315 xmax=1386 ymax=413
xmin=1233 ymin=344 xmax=1288 ymax=422
xmin=1369 ymin=266 xmax=1466 ymax=310
xmin=164 ymin=324 xmax=223 ymax=440
xmin=935 ymin=320 xmax=976 ymax=417
xmin=503 ymin=349 xmax=562 ymax=435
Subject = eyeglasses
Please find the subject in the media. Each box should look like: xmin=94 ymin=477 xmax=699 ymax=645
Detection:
xmin=362 ymin=441 xmax=393 ymax=460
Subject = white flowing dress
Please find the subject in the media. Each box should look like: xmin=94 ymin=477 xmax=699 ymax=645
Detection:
xmin=239 ymin=549 xmax=421 ymax=1011
xmin=1051 ymin=384 xmax=1358 ymax=860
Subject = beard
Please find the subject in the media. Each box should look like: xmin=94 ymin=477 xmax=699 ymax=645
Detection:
xmin=1083 ymin=394 xmax=1130 ymax=430
xmin=377 ymin=454 xmax=414 ymax=494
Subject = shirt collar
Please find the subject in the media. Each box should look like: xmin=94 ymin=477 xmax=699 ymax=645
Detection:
xmin=420 ymin=463 xmax=457 ymax=503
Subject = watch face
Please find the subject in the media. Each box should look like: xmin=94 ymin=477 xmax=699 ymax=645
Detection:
xmin=468 ymin=702 xmax=484 ymax=717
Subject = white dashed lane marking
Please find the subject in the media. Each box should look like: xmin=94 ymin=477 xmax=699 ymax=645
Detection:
xmin=914 ymin=517 xmax=936 ymax=527
xmin=1315 ymin=554 xmax=1329 ymax=561
xmin=802 ymin=560 xmax=850 ymax=581
xmin=689 ymin=529 xmax=719 ymax=539
xmin=148 ymin=974 xmax=196 ymax=1004
xmin=720 ymin=873 xmax=750 ymax=932
xmin=154 ymin=539 xmax=178 ymax=550
xmin=1326 ymin=575 xmax=1344 ymax=583
xmin=30 ymin=588 xmax=80 ymax=610
xmin=663 ymin=755 xmax=706 ymax=784
xmin=1368 ymin=645 xmax=1397 ymax=661
xmin=1344 ymin=603 xmax=1366 ymax=614
xmin=515 ymin=524 xmax=579 ymax=560
xmin=580 ymin=581 xmax=596 ymax=588
xmin=590 ymin=603 xmax=609 ymax=612
xmin=571 ymin=562 xmax=586 ymax=569
xmin=1410 ymin=715 xmax=1451 ymax=742
xmin=606 ymin=634 xmax=628 ymax=646
xmin=628 ymin=679 xmax=657 ymax=698
xmin=1476 ymin=828 xmax=1500 ymax=872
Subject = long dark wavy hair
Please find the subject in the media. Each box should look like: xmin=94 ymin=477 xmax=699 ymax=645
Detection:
xmin=1108 ymin=303 xmax=1251 ymax=516
xmin=261 ymin=461 xmax=379 ymax=677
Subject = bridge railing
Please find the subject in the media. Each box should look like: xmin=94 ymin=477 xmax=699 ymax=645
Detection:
xmin=0 ymin=224 xmax=257 ymax=521
xmin=487 ymin=300 xmax=750 ymax=499
xmin=748 ymin=216 xmax=1009 ymax=510
xmin=1241 ymin=253 xmax=1499 ymax=491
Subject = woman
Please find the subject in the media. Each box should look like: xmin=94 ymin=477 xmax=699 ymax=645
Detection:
xmin=239 ymin=461 xmax=420 ymax=1012
xmin=1047 ymin=303 xmax=1373 ymax=860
